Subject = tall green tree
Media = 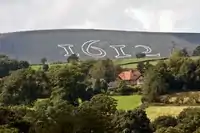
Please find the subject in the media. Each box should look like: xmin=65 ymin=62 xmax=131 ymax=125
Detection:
xmin=89 ymin=59 xmax=121 ymax=83
xmin=48 ymin=64 xmax=92 ymax=105
xmin=67 ymin=54 xmax=79 ymax=63
xmin=143 ymin=68 xmax=168 ymax=102
xmin=0 ymin=69 xmax=51 ymax=105
xmin=112 ymin=109 xmax=153 ymax=133
xmin=193 ymin=45 xmax=200 ymax=56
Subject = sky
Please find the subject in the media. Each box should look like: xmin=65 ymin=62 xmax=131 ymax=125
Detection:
xmin=0 ymin=0 xmax=200 ymax=33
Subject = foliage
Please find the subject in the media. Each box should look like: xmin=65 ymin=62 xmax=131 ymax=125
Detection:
xmin=137 ymin=61 xmax=153 ymax=74
xmin=40 ymin=58 xmax=47 ymax=64
xmin=155 ymin=127 xmax=184 ymax=133
xmin=152 ymin=116 xmax=178 ymax=130
xmin=136 ymin=52 xmax=146 ymax=58
xmin=0 ymin=69 xmax=51 ymax=105
xmin=89 ymin=59 xmax=121 ymax=83
xmin=112 ymin=109 xmax=153 ymax=133
xmin=193 ymin=45 xmax=200 ymax=56
xmin=48 ymin=64 xmax=94 ymax=105
xmin=142 ymin=50 xmax=200 ymax=103
xmin=67 ymin=54 xmax=79 ymax=63
xmin=1 ymin=54 xmax=200 ymax=132
xmin=115 ymin=81 xmax=137 ymax=95
xmin=42 ymin=64 xmax=49 ymax=71
xmin=143 ymin=68 xmax=168 ymax=102
xmin=0 ymin=55 xmax=29 ymax=78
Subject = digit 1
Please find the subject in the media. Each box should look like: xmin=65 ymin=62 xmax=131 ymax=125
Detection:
xmin=110 ymin=45 xmax=131 ymax=58
xmin=57 ymin=44 xmax=79 ymax=56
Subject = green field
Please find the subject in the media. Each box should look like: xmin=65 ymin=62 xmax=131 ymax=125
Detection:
xmin=31 ymin=56 xmax=200 ymax=70
xmin=112 ymin=95 xmax=142 ymax=110
xmin=31 ymin=57 xmax=163 ymax=70
xmin=113 ymin=94 xmax=200 ymax=121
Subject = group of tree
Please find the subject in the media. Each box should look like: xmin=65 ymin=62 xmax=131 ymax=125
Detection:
xmin=142 ymin=48 xmax=200 ymax=102
xmin=0 ymin=55 xmax=29 ymax=78
xmin=153 ymin=107 xmax=200 ymax=133
xmin=2 ymin=48 xmax=200 ymax=132
xmin=1 ymin=95 xmax=200 ymax=133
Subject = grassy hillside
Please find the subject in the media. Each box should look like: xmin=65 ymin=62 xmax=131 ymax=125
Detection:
xmin=31 ymin=56 xmax=200 ymax=70
xmin=112 ymin=95 xmax=142 ymax=110
xmin=113 ymin=94 xmax=200 ymax=121
xmin=31 ymin=57 xmax=164 ymax=70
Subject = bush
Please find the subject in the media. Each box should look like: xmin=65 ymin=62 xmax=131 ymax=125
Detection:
xmin=136 ymin=52 xmax=146 ymax=58
xmin=155 ymin=127 xmax=183 ymax=133
xmin=42 ymin=64 xmax=49 ymax=71
xmin=194 ymin=127 xmax=200 ymax=133
xmin=177 ymin=108 xmax=200 ymax=123
xmin=116 ymin=82 xmax=138 ymax=95
xmin=176 ymin=108 xmax=200 ymax=133
xmin=152 ymin=116 xmax=178 ymax=130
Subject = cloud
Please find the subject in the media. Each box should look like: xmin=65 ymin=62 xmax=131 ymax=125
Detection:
xmin=0 ymin=0 xmax=200 ymax=33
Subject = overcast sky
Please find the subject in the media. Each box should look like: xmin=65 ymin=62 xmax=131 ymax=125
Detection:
xmin=0 ymin=0 xmax=200 ymax=33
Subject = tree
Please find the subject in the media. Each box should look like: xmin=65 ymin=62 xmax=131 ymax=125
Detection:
xmin=137 ymin=61 xmax=153 ymax=74
xmin=177 ymin=58 xmax=196 ymax=90
xmin=92 ymin=78 xmax=108 ymax=94
xmin=152 ymin=116 xmax=178 ymax=130
xmin=0 ymin=126 xmax=19 ymax=133
xmin=41 ymin=58 xmax=47 ymax=65
xmin=155 ymin=127 xmax=183 ymax=133
xmin=67 ymin=54 xmax=79 ymax=63
xmin=136 ymin=52 xmax=146 ymax=58
xmin=181 ymin=48 xmax=189 ymax=57
xmin=112 ymin=109 xmax=153 ymax=133
xmin=175 ymin=108 xmax=200 ymax=133
xmin=137 ymin=62 xmax=145 ymax=74
xmin=42 ymin=64 xmax=49 ymax=71
xmin=40 ymin=58 xmax=49 ymax=71
xmin=170 ymin=49 xmax=187 ymax=58
xmin=193 ymin=45 xmax=200 ymax=56
xmin=143 ymin=68 xmax=169 ymax=102
xmin=0 ymin=107 xmax=31 ymax=133
xmin=26 ymin=98 xmax=76 ymax=133
xmin=89 ymin=59 xmax=120 ymax=83
xmin=0 ymin=55 xmax=29 ymax=78
xmin=0 ymin=69 xmax=51 ymax=105
xmin=48 ymin=64 xmax=91 ymax=105
xmin=75 ymin=94 xmax=117 ymax=133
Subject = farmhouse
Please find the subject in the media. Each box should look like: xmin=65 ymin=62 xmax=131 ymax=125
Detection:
xmin=118 ymin=69 xmax=143 ymax=85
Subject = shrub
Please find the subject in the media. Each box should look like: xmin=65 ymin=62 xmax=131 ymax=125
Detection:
xmin=194 ymin=127 xmax=200 ymax=133
xmin=155 ymin=127 xmax=184 ymax=133
xmin=42 ymin=64 xmax=49 ymax=71
xmin=136 ymin=52 xmax=146 ymax=58
xmin=177 ymin=108 xmax=200 ymax=123
xmin=176 ymin=108 xmax=200 ymax=133
xmin=152 ymin=116 xmax=178 ymax=130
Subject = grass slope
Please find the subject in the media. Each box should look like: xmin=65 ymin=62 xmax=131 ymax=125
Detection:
xmin=31 ymin=56 xmax=200 ymax=70
xmin=31 ymin=57 xmax=162 ymax=70
xmin=112 ymin=95 xmax=142 ymax=110
xmin=113 ymin=94 xmax=200 ymax=121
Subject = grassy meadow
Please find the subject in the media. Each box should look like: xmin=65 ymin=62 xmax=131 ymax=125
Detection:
xmin=113 ymin=94 xmax=200 ymax=121
xmin=31 ymin=57 xmax=164 ymax=70
xmin=112 ymin=95 xmax=142 ymax=110
xmin=31 ymin=56 xmax=200 ymax=70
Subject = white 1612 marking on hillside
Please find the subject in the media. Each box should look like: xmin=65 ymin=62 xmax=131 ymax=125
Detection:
xmin=135 ymin=45 xmax=160 ymax=57
xmin=58 ymin=40 xmax=161 ymax=58
xmin=57 ymin=44 xmax=79 ymax=56
xmin=109 ymin=45 xmax=131 ymax=58
xmin=81 ymin=40 xmax=106 ymax=58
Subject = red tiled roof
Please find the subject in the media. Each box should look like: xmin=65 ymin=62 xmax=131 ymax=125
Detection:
xmin=118 ymin=69 xmax=141 ymax=81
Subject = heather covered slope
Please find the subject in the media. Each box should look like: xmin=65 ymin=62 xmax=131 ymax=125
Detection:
xmin=0 ymin=29 xmax=199 ymax=63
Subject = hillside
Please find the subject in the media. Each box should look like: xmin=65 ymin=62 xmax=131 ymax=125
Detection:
xmin=0 ymin=29 xmax=200 ymax=63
